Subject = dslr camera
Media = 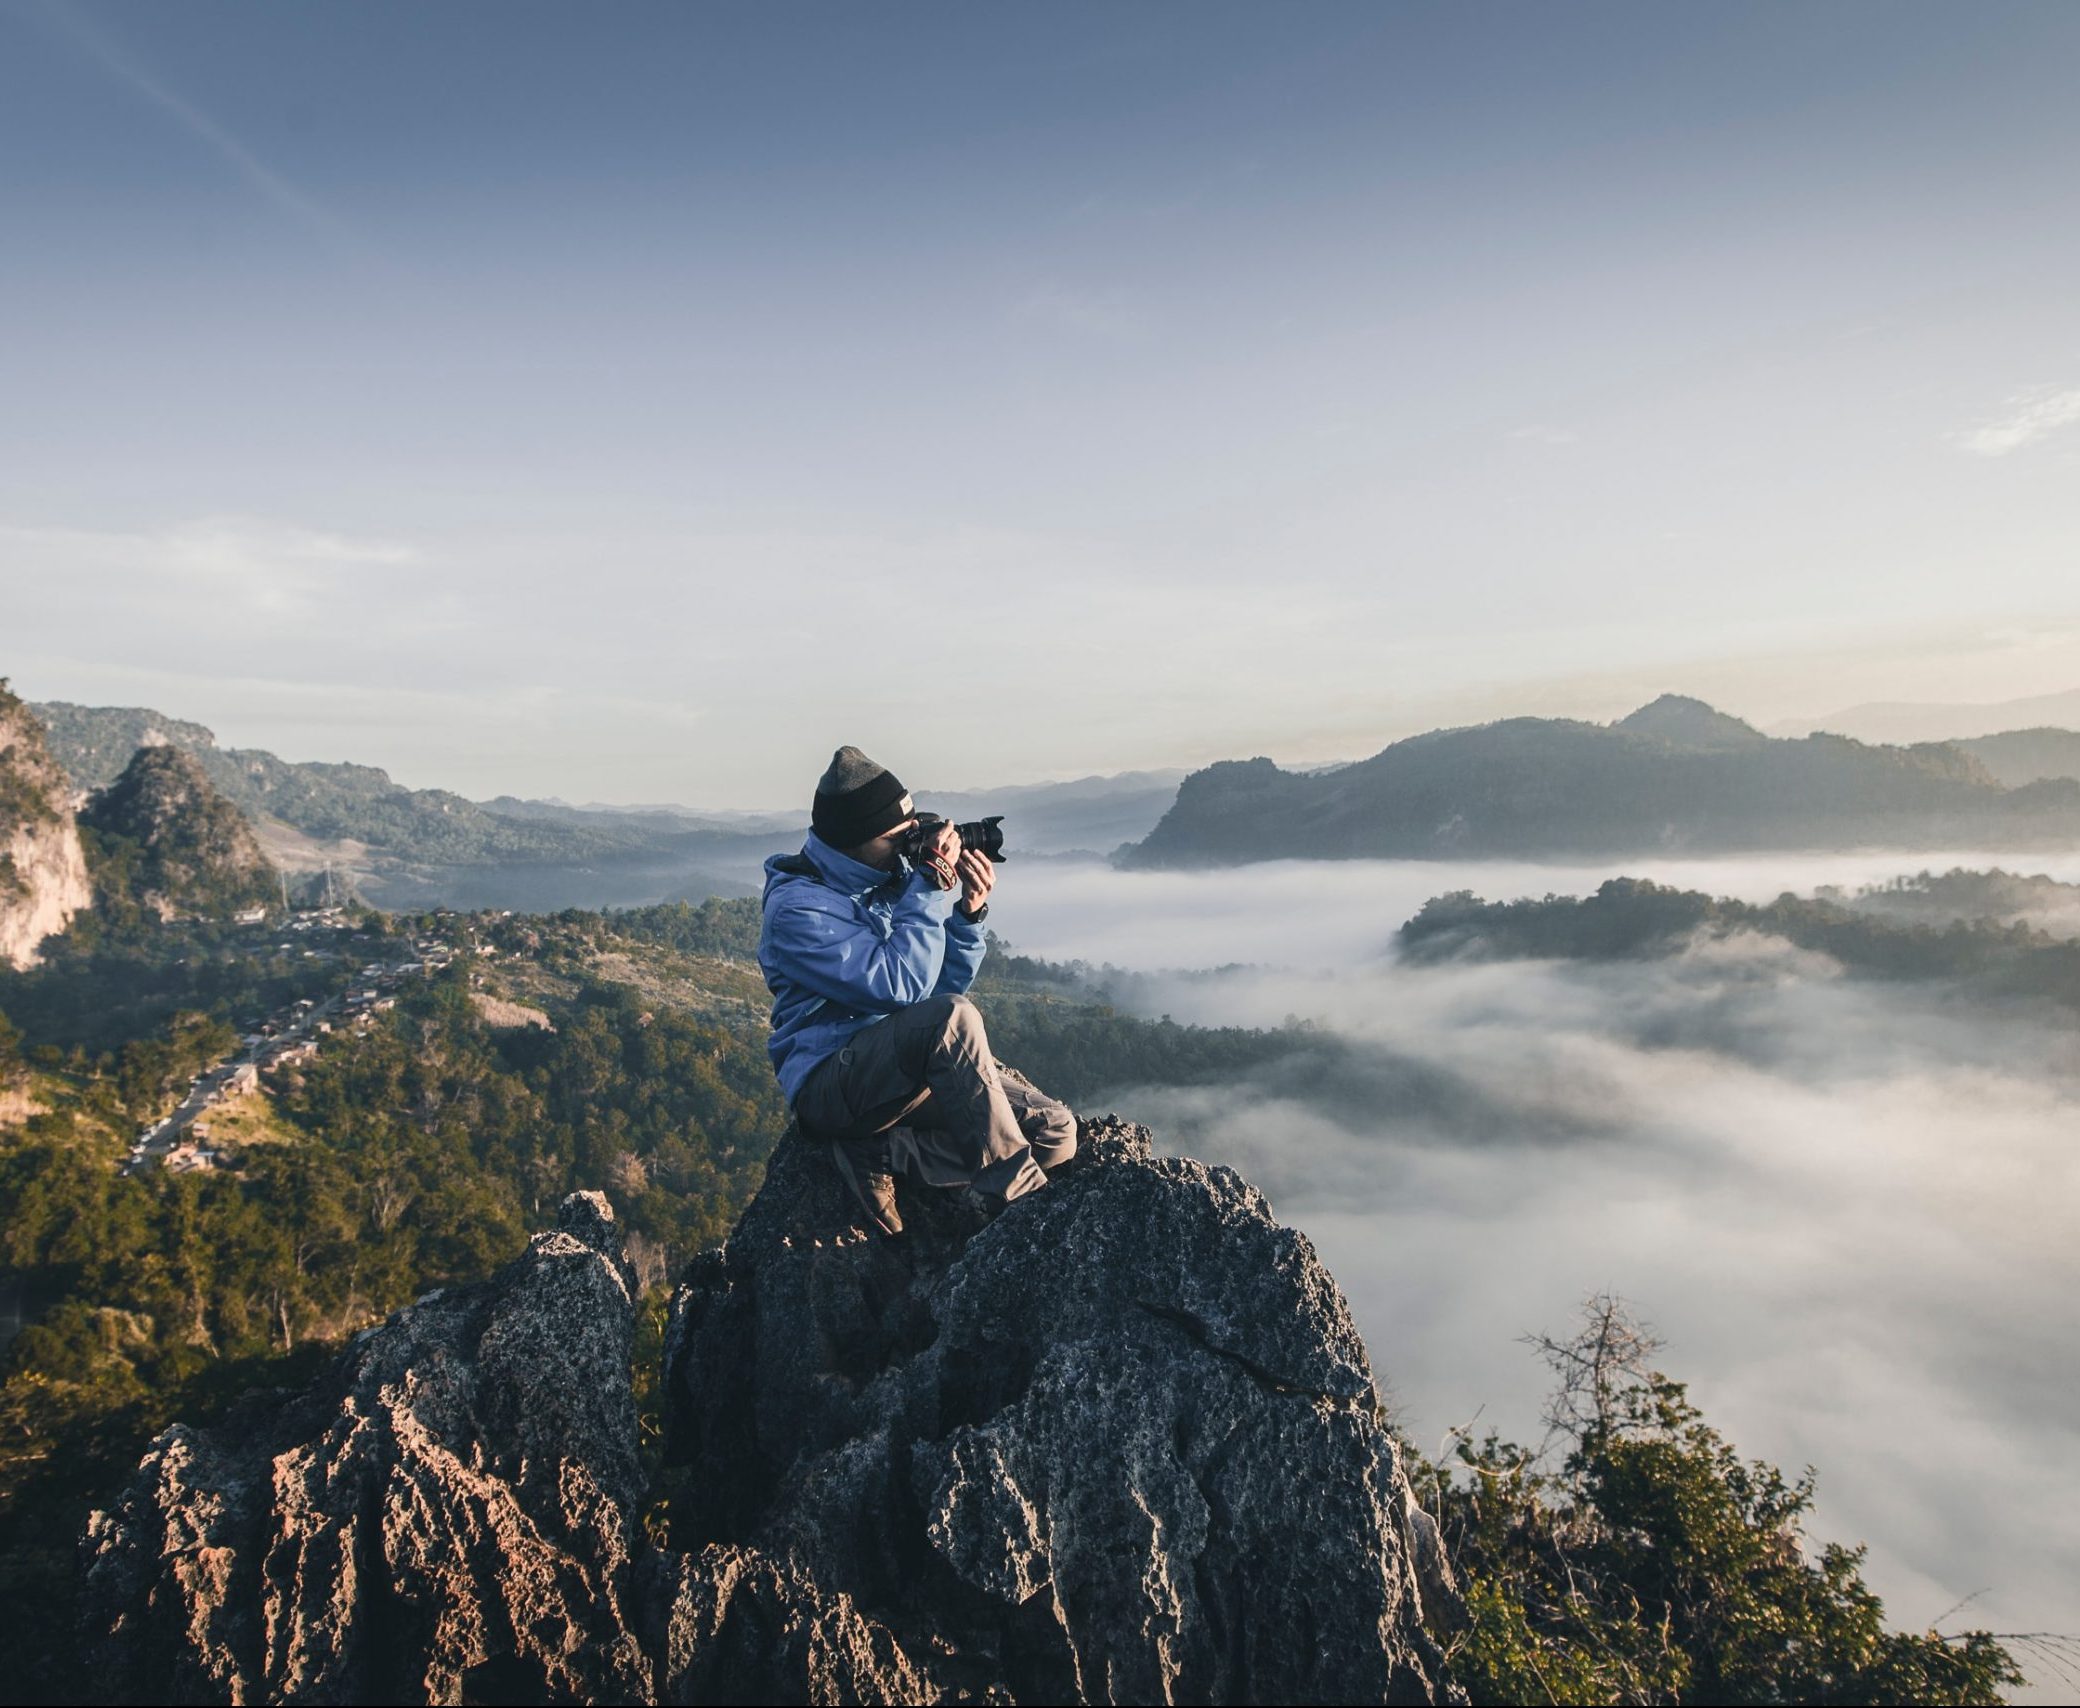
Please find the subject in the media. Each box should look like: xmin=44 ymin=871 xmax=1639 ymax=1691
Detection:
xmin=897 ymin=812 xmax=1007 ymax=867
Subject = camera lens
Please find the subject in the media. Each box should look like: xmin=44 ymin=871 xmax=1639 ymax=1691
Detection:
xmin=956 ymin=816 xmax=1006 ymax=862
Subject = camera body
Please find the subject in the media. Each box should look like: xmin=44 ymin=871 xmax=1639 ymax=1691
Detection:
xmin=897 ymin=812 xmax=1007 ymax=866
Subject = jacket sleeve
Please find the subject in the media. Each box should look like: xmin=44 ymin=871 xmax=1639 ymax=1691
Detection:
xmin=933 ymin=909 xmax=989 ymax=996
xmin=763 ymin=873 xmax=953 ymax=1011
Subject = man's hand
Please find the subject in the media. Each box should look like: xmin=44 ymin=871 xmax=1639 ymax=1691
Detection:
xmin=957 ymin=847 xmax=995 ymax=916
xmin=919 ymin=819 xmax=961 ymax=890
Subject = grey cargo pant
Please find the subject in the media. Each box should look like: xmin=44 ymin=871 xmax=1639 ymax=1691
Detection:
xmin=793 ymin=992 xmax=1076 ymax=1201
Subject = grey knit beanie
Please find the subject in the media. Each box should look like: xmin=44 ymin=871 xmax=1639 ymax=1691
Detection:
xmin=812 ymin=746 xmax=913 ymax=849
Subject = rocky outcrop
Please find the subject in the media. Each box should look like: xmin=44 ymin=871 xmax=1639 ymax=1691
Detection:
xmin=665 ymin=1117 xmax=1457 ymax=1704
xmin=644 ymin=1542 xmax=930 ymax=1703
xmin=82 ymin=1194 xmax=654 ymax=1703
xmin=83 ymin=1133 xmax=1459 ymax=1705
xmin=0 ymin=682 xmax=92 ymax=969
xmin=79 ymin=743 xmax=276 ymax=921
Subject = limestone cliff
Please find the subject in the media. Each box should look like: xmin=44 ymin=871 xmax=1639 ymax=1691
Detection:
xmin=82 ymin=1131 xmax=1460 ymax=1705
xmin=0 ymin=681 xmax=92 ymax=969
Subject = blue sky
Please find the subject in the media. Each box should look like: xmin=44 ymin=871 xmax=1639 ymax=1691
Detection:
xmin=4 ymin=1 xmax=2078 ymax=803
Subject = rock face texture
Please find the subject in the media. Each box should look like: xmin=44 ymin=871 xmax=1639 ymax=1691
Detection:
xmin=666 ymin=1117 xmax=1456 ymax=1705
xmin=83 ymin=1132 xmax=1458 ymax=1705
xmin=82 ymin=1194 xmax=655 ymax=1704
xmin=79 ymin=743 xmax=277 ymax=921
xmin=0 ymin=683 xmax=92 ymax=969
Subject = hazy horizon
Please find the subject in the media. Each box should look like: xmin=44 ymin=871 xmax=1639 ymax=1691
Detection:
xmin=5 ymin=2 xmax=2079 ymax=801
xmin=17 ymin=673 xmax=2080 ymax=815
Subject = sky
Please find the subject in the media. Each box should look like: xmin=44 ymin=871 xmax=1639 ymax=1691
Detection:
xmin=3 ymin=0 xmax=2079 ymax=805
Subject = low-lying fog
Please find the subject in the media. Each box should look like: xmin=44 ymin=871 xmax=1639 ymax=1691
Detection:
xmin=990 ymin=851 xmax=2080 ymax=1690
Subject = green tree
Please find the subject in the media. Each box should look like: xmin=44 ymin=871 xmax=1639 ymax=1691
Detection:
xmin=1423 ymin=1297 xmax=2024 ymax=1705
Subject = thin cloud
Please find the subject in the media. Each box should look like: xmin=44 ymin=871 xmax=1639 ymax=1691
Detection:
xmin=1958 ymin=385 xmax=2080 ymax=457
xmin=1 ymin=515 xmax=434 ymax=675
xmin=2 ymin=515 xmax=420 ymax=606
xmin=28 ymin=0 xmax=358 ymax=254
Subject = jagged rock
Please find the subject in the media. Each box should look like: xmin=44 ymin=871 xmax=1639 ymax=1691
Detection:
xmin=0 ymin=682 xmax=92 ymax=969
xmin=82 ymin=1194 xmax=654 ymax=1704
xmin=644 ymin=1543 xmax=929 ymax=1705
xmin=82 ymin=1136 xmax=1459 ymax=1705
xmin=665 ymin=1116 xmax=1457 ymax=1705
xmin=79 ymin=1188 xmax=929 ymax=1707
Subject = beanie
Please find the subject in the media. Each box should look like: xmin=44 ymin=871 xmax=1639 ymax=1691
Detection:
xmin=811 ymin=746 xmax=913 ymax=849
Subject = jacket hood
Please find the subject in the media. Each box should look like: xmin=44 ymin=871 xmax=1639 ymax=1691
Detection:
xmin=763 ymin=831 xmax=911 ymax=904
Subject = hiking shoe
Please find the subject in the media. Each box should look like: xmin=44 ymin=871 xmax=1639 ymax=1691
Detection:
xmin=830 ymin=1136 xmax=903 ymax=1238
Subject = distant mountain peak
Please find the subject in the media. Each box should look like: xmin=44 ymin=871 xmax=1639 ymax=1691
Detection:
xmin=1614 ymin=694 xmax=1765 ymax=750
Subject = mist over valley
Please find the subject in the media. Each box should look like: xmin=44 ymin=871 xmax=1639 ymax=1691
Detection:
xmin=987 ymin=851 xmax=2080 ymax=1681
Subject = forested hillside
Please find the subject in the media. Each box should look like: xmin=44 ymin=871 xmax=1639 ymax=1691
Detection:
xmin=1827 ymin=865 xmax=2080 ymax=934
xmin=1955 ymin=726 xmax=2080 ymax=787
xmin=77 ymin=745 xmax=278 ymax=925
xmin=1398 ymin=873 xmax=2080 ymax=1008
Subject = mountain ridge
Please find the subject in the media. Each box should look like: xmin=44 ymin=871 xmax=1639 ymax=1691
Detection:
xmin=1122 ymin=697 xmax=2075 ymax=867
xmin=1774 ymin=685 xmax=2080 ymax=745
xmin=1953 ymin=727 xmax=2080 ymax=788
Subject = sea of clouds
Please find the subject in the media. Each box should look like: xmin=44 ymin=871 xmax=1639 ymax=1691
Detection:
xmin=991 ymin=850 xmax=2080 ymax=1692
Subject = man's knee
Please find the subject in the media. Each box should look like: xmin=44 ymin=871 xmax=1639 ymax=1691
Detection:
xmin=897 ymin=992 xmax=989 ymax=1078
xmin=921 ymin=990 xmax=986 ymax=1046
xmin=1031 ymin=1102 xmax=1077 ymax=1168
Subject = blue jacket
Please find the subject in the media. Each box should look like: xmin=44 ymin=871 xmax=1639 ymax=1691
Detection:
xmin=758 ymin=830 xmax=989 ymax=1105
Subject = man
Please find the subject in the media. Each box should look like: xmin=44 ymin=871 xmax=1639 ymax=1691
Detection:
xmin=758 ymin=745 xmax=1077 ymax=1236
